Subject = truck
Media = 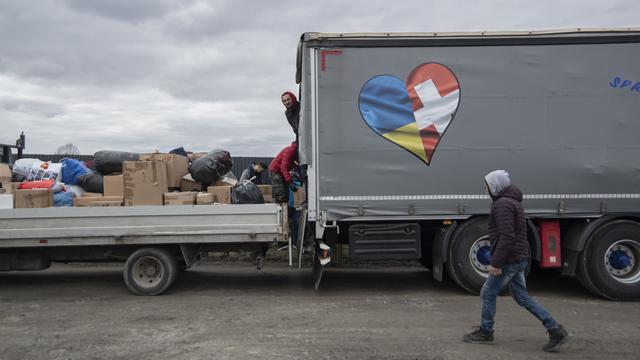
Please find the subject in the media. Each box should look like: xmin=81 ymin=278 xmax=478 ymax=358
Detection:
xmin=0 ymin=140 xmax=288 ymax=295
xmin=296 ymin=29 xmax=640 ymax=300
xmin=1 ymin=29 xmax=639 ymax=300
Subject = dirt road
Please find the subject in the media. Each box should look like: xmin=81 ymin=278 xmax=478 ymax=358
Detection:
xmin=1 ymin=262 xmax=639 ymax=360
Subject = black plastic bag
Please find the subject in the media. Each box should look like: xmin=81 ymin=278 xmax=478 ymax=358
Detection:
xmin=169 ymin=147 xmax=188 ymax=157
xmin=189 ymin=150 xmax=232 ymax=186
xmin=232 ymin=181 xmax=264 ymax=204
xmin=78 ymin=172 xmax=104 ymax=193
xmin=94 ymin=151 xmax=139 ymax=175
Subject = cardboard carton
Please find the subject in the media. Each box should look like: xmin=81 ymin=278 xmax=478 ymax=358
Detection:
xmin=164 ymin=192 xmax=196 ymax=205
xmin=14 ymin=189 xmax=53 ymax=208
xmin=207 ymin=186 xmax=232 ymax=204
xmin=180 ymin=174 xmax=204 ymax=192
xmin=1 ymin=182 xmax=20 ymax=194
xmin=0 ymin=194 xmax=13 ymax=209
xmin=88 ymin=201 xmax=123 ymax=207
xmin=123 ymin=161 xmax=168 ymax=206
xmin=74 ymin=196 xmax=124 ymax=207
xmin=0 ymin=163 xmax=11 ymax=183
xmin=292 ymin=187 xmax=306 ymax=208
xmin=140 ymin=153 xmax=188 ymax=188
xmin=104 ymin=175 xmax=124 ymax=197
xmin=196 ymin=192 xmax=214 ymax=205
xmin=82 ymin=192 xmax=103 ymax=197
xmin=213 ymin=177 xmax=238 ymax=187
xmin=257 ymin=185 xmax=273 ymax=203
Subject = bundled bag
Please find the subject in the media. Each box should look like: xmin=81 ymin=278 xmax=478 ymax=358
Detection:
xmin=19 ymin=179 xmax=55 ymax=189
xmin=189 ymin=150 xmax=233 ymax=186
xmin=26 ymin=162 xmax=62 ymax=181
xmin=12 ymin=158 xmax=42 ymax=177
xmin=61 ymin=158 xmax=90 ymax=185
xmin=78 ymin=173 xmax=104 ymax=193
xmin=53 ymin=192 xmax=74 ymax=207
xmin=94 ymin=150 xmax=139 ymax=175
xmin=232 ymin=181 xmax=264 ymax=204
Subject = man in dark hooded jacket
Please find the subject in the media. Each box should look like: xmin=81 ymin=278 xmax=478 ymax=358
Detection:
xmin=463 ymin=170 xmax=569 ymax=352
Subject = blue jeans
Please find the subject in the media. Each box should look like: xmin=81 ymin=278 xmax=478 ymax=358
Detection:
xmin=480 ymin=259 xmax=558 ymax=332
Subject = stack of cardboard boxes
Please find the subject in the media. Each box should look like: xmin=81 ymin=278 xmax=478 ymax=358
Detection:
xmin=1 ymin=154 xmax=283 ymax=209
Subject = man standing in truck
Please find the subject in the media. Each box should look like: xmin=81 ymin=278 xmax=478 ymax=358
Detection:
xmin=463 ymin=170 xmax=570 ymax=352
xmin=281 ymin=91 xmax=300 ymax=139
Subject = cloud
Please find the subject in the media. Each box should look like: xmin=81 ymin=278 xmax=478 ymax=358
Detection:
xmin=0 ymin=0 xmax=638 ymax=155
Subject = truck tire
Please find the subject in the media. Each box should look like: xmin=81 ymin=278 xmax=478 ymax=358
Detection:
xmin=446 ymin=217 xmax=491 ymax=294
xmin=124 ymin=247 xmax=178 ymax=296
xmin=578 ymin=220 xmax=640 ymax=300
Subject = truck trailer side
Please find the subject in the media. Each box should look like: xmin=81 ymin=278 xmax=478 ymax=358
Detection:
xmin=298 ymin=29 xmax=640 ymax=300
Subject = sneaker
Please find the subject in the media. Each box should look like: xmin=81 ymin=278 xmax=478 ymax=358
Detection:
xmin=543 ymin=324 xmax=569 ymax=352
xmin=462 ymin=327 xmax=494 ymax=344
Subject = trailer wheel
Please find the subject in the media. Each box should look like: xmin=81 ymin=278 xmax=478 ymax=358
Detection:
xmin=124 ymin=247 xmax=178 ymax=296
xmin=579 ymin=220 xmax=640 ymax=300
xmin=446 ymin=217 xmax=490 ymax=294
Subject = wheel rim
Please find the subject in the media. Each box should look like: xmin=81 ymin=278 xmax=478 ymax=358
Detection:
xmin=132 ymin=256 xmax=165 ymax=289
xmin=604 ymin=239 xmax=640 ymax=284
xmin=469 ymin=235 xmax=492 ymax=278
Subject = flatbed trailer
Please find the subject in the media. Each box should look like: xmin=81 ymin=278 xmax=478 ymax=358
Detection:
xmin=0 ymin=204 xmax=286 ymax=295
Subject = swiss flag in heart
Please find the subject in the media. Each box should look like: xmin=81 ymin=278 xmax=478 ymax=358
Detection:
xmin=359 ymin=63 xmax=460 ymax=165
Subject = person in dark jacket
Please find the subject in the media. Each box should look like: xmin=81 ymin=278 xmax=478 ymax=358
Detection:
xmin=269 ymin=142 xmax=298 ymax=204
xmin=282 ymin=91 xmax=300 ymax=138
xmin=463 ymin=170 xmax=569 ymax=352
xmin=238 ymin=162 xmax=267 ymax=185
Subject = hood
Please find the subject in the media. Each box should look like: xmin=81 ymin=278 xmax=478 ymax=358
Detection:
xmin=282 ymin=91 xmax=298 ymax=108
xmin=500 ymin=185 xmax=523 ymax=202
xmin=484 ymin=170 xmax=510 ymax=198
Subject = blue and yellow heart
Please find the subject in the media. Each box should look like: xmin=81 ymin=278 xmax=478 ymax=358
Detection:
xmin=358 ymin=63 xmax=460 ymax=165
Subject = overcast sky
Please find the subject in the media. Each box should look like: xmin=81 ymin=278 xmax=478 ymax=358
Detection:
xmin=1 ymin=0 xmax=638 ymax=156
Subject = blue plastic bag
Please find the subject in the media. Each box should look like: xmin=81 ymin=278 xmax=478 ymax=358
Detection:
xmin=61 ymin=158 xmax=90 ymax=185
xmin=53 ymin=192 xmax=74 ymax=207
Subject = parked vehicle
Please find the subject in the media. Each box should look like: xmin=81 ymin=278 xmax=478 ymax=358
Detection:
xmin=297 ymin=29 xmax=640 ymax=300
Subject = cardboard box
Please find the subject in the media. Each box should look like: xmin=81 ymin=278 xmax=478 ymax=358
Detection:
xmin=292 ymin=187 xmax=306 ymax=208
xmin=0 ymin=163 xmax=11 ymax=183
xmin=123 ymin=161 xmax=168 ymax=206
xmin=73 ymin=196 xmax=124 ymax=207
xmin=0 ymin=194 xmax=13 ymax=209
xmin=257 ymin=185 xmax=273 ymax=203
xmin=82 ymin=192 xmax=103 ymax=197
xmin=213 ymin=178 xmax=237 ymax=187
xmin=104 ymin=175 xmax=124 ymax=197
xmin=14 ymin=189 xmax=53 ymax=208
xmin=1 ymin=182 xmax=20 ymax=194
xmin=164 ymin=192 xmax=196 ymax=205
xmin=180 ymin=174 xmax=204 ymax=192
xmin=140 ymin=153 xmax=188 ymax=188
xmin=207 ymin=186 xmax=232 ymax=204
xmin=196 ymin=192 xmax=214 ymax=205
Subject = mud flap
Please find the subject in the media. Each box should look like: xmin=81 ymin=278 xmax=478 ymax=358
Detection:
xmin=313 ymin=246 xmax=325 ymax=291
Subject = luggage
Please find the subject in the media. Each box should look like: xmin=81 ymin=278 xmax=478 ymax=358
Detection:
xmin=78 ymin=173 xmax=104 ymax=193
xmin=232 ymin=181 xmax=264 ymax=204
xmin=189 ymin=150 xmax=233 ymax=186
xmin=61 ymin=158 xmax=90 ymax=185
xmin=53 ymin=191 xmax=74 ymax=207
xmin=94 ymin=151 xmax=139 ymax=175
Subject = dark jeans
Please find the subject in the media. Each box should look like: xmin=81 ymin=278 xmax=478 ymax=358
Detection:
xmin=270 ymin=171 xmax=288 ymax=203
xmin=480 ymin=259 xmax=558 ymax=332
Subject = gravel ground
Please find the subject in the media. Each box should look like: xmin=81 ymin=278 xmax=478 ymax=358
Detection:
xmin=0 ymin=261 xmax=639 ymax=360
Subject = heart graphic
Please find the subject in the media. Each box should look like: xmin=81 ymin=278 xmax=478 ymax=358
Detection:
xmin=358 ymin=63 xmax=460 ymax=165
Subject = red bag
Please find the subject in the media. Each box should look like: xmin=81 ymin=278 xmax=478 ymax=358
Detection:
xmin=19 ymin=180 xmax=55 ymax=189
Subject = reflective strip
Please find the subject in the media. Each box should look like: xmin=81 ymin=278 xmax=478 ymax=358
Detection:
xmin=320 ymin=194 xmax=640 ymax=201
